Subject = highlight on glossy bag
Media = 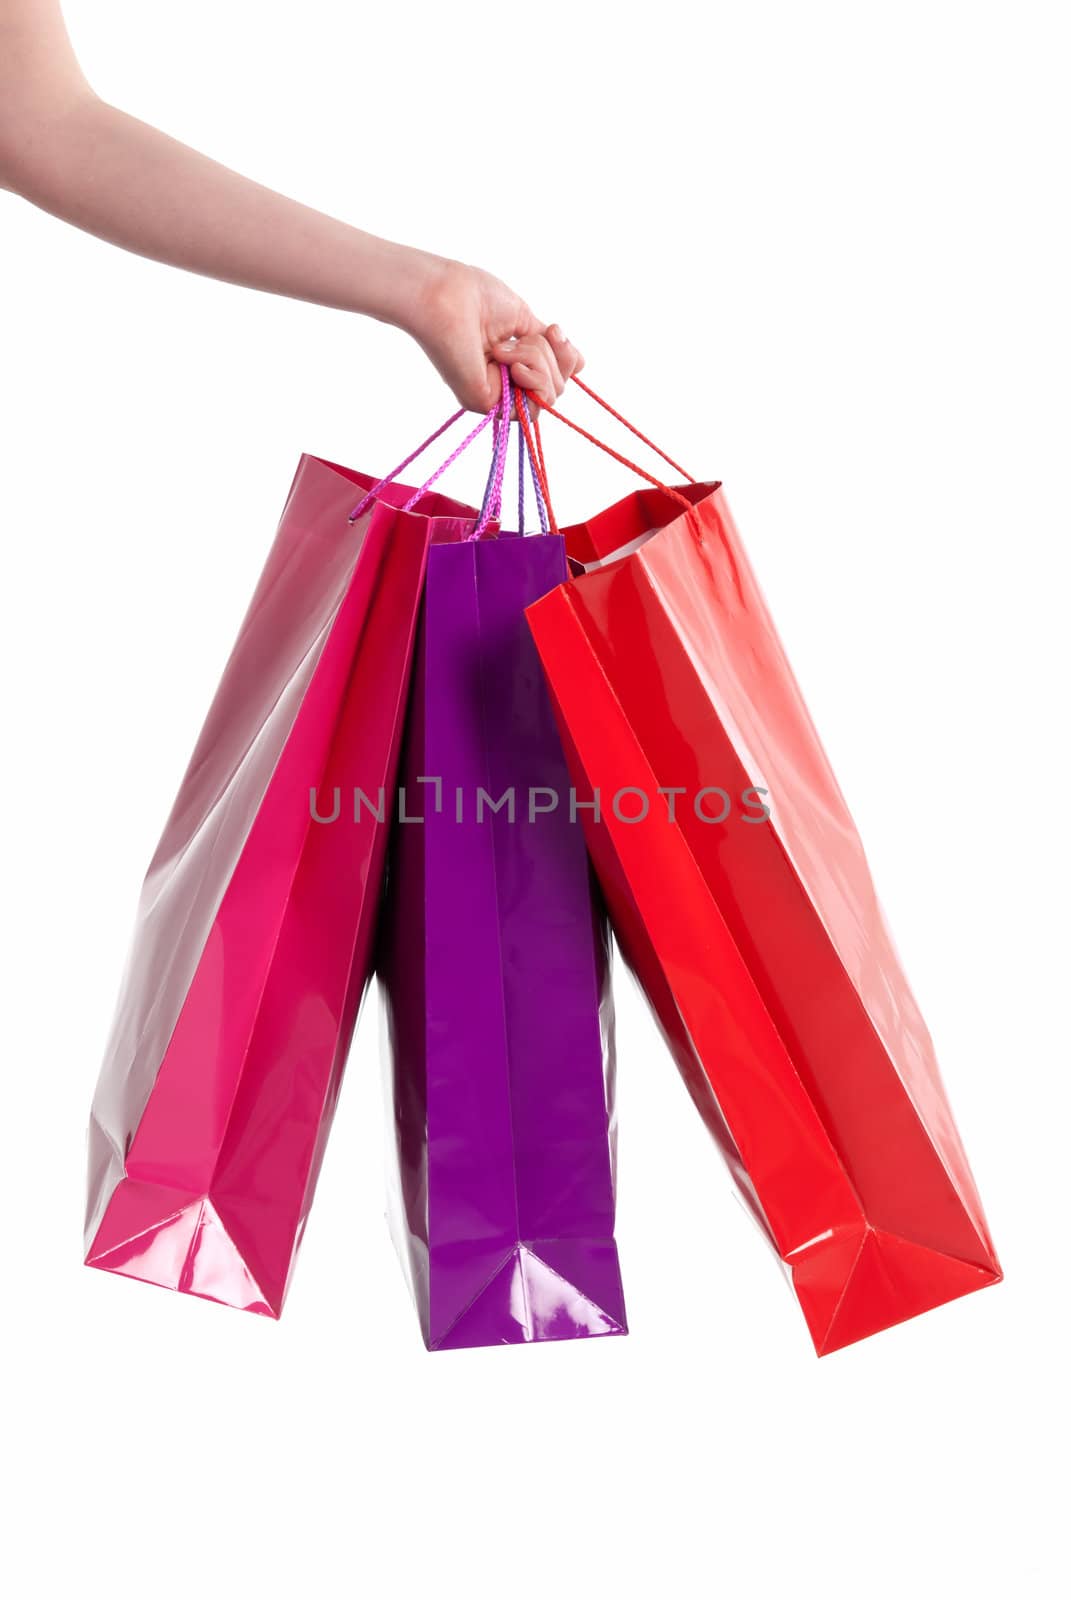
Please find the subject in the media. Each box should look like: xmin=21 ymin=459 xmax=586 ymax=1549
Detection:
xmin=524 ymin=380 xmax=1001 ymax=1354
xmin=378 ymin=377 xmax=626 ymax=1350
xmin=84 ymin=411 xmax=502 ymax=1316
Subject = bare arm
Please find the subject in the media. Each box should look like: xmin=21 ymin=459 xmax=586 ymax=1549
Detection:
xmin=0 ymin=0 xmax=580 ymax=410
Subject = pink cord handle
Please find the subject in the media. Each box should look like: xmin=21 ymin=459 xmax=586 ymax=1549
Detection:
xmin=346 ymin=365 xmax=512 ymax=528
xmin=347 ymin=408 xmax=463 ymax=523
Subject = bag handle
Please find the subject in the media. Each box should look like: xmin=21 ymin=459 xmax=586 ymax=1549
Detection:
xmin=475 ymin=372 xmax=510 ymax=534
xmin=516 ymin=389 xmax=558 ymax=536
xmin=346 ymin=364 xmax=513 ymax=529
xmin=531 ymin=378 xmax=698 ymax=513
xmin=516 ymin=415 xmax=526 ymax=536
xmin=571 ymin=376 xmax=696 ymax=483
xmin=517 ymin=394 xmax=551 ymax=536
xmin=477 ymin=373 xmax=554 ymax=538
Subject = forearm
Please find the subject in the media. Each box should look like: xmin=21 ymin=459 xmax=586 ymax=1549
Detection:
xmin=2 ymin=90 xmax=443 ymax=329
xmin=0 ymin=0 xmax=579 ymax=411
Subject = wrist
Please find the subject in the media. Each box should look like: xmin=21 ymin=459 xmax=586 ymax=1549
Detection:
xmin=366 ymin=241 xmax=455 ymax=337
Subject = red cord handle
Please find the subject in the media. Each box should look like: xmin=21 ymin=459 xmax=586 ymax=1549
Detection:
xmin=571 ymin=376 xmax=697 ymax=484
xmin=515 ymin=389 xmax=558 ymax=536
xmin=530 ymin=378 xmax=698 ymax=514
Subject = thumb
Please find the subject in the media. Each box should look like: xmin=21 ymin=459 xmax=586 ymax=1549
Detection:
xmin=450 ymin=346 xmax=500 ymax=413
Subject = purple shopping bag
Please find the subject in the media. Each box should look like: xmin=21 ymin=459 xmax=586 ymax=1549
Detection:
xmin=378 ymin=519 xmax=627 ymax=1351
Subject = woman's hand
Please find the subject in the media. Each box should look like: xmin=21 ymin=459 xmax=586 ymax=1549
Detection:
xmin=406 ymin=257 xmax=584 ymax=414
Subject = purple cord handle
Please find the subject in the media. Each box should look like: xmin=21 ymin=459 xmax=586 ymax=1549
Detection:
xmin=477 ymin=384 xmax=549 ymax=538
xmin=468 ymin=364 xmax=511 ymax=538
xmin=517 ymin=390 xmax=550 ymax=536
xmin=517 ymin=423 xmax=526 ymax=536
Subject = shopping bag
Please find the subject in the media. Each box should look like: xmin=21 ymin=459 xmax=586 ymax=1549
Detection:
xmin=378 ymin=386 xmax=626 ymax=1349
xmin=85 ymin=405 xmax=503 ymax=1316
xmin=523 ymin=380 xmax=1000 ymax=1354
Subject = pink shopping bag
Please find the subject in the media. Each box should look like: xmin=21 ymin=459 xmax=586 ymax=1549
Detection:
xmin=85 ymin=407 xmax=505 ymax=1315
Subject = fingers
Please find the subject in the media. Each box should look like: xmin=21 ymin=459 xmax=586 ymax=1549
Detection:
xmin=490 ymin=334 xmax=560 ymax=406
xmin=490 ymin=324 xmax=583 ymax=407
xmin=507 ymin=362 xmax=552 ymax=410
xmin=545 ymin=324 xmax=585 ymax=384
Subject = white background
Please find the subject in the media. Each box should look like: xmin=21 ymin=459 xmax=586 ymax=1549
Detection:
xmin=2 ymin=2 xmax=1068 ymax=1595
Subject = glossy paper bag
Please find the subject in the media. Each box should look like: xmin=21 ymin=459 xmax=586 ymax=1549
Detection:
xmin=524 ymin=394 xmax=1000 ymax=1354
xmin=379 ymin=529 xmax=626 ymax=1350
xmin=84 ymin=452 xmax=478 ymax=1315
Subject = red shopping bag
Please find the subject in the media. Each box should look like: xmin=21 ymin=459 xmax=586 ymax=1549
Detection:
xmin=523 ymin=382 xmax=1001 ymax=1354
xmin=85 ymin=404 xmax=506 ymax=1315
